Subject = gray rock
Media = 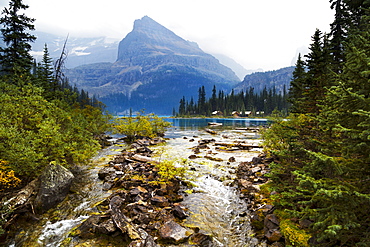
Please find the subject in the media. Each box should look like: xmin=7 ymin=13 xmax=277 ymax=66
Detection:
xmin=34 ymin=162 xmax=74 ymax=212
xmin=98 ymin=167 xmax=116 ymax=180
xmin=265 ymin=229 xmax=283 ymax=242
xmin=190 ymin=233 xmax=213 ymax=246
xmin=264 ymin=214 xmax=280 ymax=230
xmin=159 ymin=220 xmax=193 ymax=243
xmin=150 ymin=195 xmax=169 ymax=207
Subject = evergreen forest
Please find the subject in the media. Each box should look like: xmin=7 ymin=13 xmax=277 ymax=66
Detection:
xmin=0 ymin=0 xmax=111 ymax=232
xmin=262 ymin=0 xmax=370 ymax=246
xmin=178 ymin=85 xmax=289 ymax=117
xmin=0 ymin=0 xmax=369 ymax=245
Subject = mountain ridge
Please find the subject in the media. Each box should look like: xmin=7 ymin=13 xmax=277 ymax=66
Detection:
xmin=66 ymin=16 xmax=240 ymax=114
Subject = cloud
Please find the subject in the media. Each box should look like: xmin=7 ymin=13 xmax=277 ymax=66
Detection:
xmin=3 ymin=0 xmax=334 ymax=71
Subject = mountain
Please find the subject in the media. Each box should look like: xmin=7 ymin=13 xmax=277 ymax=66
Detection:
xmin=66 ymin=16 xmax=240 ymax=114
xmin=212 ymin=53 xmax=263 ymax=80
xmin=233 ymin=66 xmax=295 ymax=94
xmin=29 ymin=32 xmax=118 ymax=68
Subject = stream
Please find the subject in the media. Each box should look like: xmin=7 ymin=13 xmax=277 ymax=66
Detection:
xmin=8 ymin=119 xmax=267 ymax=247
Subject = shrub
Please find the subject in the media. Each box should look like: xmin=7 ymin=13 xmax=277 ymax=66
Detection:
xmin=113 ymin=112 xmax=171 ymax=142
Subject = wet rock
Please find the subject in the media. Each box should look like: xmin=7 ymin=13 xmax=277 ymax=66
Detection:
xmin=150 ymin=195 xmax=170 ymax=207
xmin=264 ymin=214 xmax=280 ymax=230
xmin=172 ymin=205 xmax=188 ymax=219
xmin=128 ymin=228 xmax=158 ymax=247
xmin=198 ymin=139 xmax=215 ymax=145
xmin=98 ymin=167 xmax=116 ymax=180
xmin=76 ymin=214 xmax=119 ymax=238
xmin=102 ymin=181 xmax=114 ymax=191
xmin=197 ymin=144 xmax=209 ymax=149
xmin=129 ymin=186 xmax=148 ymax=196
xmin=159 ymin=220 xmax=193 ymax=243
xmin=190 ymin=233 xmax=213 ymax=246
xmin=270 ymin=242 xmax=285 ymax=247
xmin=113 ymin=155 xmax=127 ymax=164
xmin=251 ymin=166 xmax=262 ymax=173
xmin=228 ymin=156 xmax=236 ymax=162
xmin=97 ymin=218 xmax=117 ymax=234
xmin=265 ymin=229 xmax=283 ymax=242
xmin=34 ymin=162 xmax=74 ymax=212
xmin=109 ymin=195 xmax=141 ymax=240
xmin=188 ymin=154 xmax=198 ymax=159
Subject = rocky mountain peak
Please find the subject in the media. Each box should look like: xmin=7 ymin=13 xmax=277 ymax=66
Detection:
xmin=68 ymin=16 xmax=240 ymax=114
xmin=117 ymin=16 xmax=212 ymax=62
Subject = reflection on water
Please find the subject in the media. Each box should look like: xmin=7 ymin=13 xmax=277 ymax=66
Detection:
xmin=164 ymin=118 xmax=268 ymax=139
xmin=166 ymin=118 xmax=268 ymax=129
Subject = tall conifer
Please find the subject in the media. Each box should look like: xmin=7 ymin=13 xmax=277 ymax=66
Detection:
xmin=0 ymin=0 xmax=36 ymax=75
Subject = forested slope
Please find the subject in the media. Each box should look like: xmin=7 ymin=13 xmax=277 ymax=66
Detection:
xmin=263 ymin=1 xmax=370 ymax=246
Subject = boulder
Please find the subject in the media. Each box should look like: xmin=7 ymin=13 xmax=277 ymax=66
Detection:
xmin=35 ymin=162 xmax=74 ymax=212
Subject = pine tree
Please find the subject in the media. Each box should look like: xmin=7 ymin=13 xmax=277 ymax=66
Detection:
xmin=211 ymin=85 xmax=217 ymax=111
xmin=197 ymin=86 xmax=206 ymax=115
xmin=178 ymin=96 xmax=185 ymax=115
xmin=36 ymin=44 xmax=59 ymax=99
xmin=0 ymin=0 xmax=36 ymax=75
xmin=289 ymin=54 xmax=307 ymax=113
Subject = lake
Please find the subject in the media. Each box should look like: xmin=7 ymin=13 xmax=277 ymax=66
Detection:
xmin=165 ymin=117 xmax=269 ymax=129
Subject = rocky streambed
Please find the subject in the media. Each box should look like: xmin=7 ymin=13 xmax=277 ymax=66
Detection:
xmin=3 ymin=126 xmax=283 ymax=247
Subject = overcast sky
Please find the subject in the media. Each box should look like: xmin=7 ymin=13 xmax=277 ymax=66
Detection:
xmin=1 ymin=0 xmax=334 ymax=71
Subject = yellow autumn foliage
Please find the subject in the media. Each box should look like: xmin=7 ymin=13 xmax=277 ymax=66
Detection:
xmin=279 ymin=219 xmax=311 ymax=247
xmin=0 ymin=160 xmax=21 ymax=191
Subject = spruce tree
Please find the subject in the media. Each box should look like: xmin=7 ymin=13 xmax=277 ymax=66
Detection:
xmin=0 ymin=0 xmax=36 ymax=75
xmin=302 ymin=29 xmax=331 ymax=114
xmin=329 ymin=0 xmax=349 ymax=73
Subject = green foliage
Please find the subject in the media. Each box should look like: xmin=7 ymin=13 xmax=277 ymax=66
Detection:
xmin=264 ymin=6 xmax=370 ymax=245
xmin=113 ymin=112 xmax=171 ymax=142
xmin=0 ymin=81 xmax=110 ymax=180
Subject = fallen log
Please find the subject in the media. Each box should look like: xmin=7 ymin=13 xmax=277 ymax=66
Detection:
xmin=235 ymin=127 xmax=260 ymax=132
xmin=204 ymin=128 xmax=217 ymax=134
xmin=214 ymin=142 xmax=262 ymax=150
xmin=131 ymin=154 xmax=159 ymax=164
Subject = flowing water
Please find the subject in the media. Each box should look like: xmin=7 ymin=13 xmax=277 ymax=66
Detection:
xmin=8 ymin=141 xmax=126 ymax=247
xmin=8 ymin=118 xmax=268 ymax=247
xmin=157 ymin=125 xmax=265 ymax=247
